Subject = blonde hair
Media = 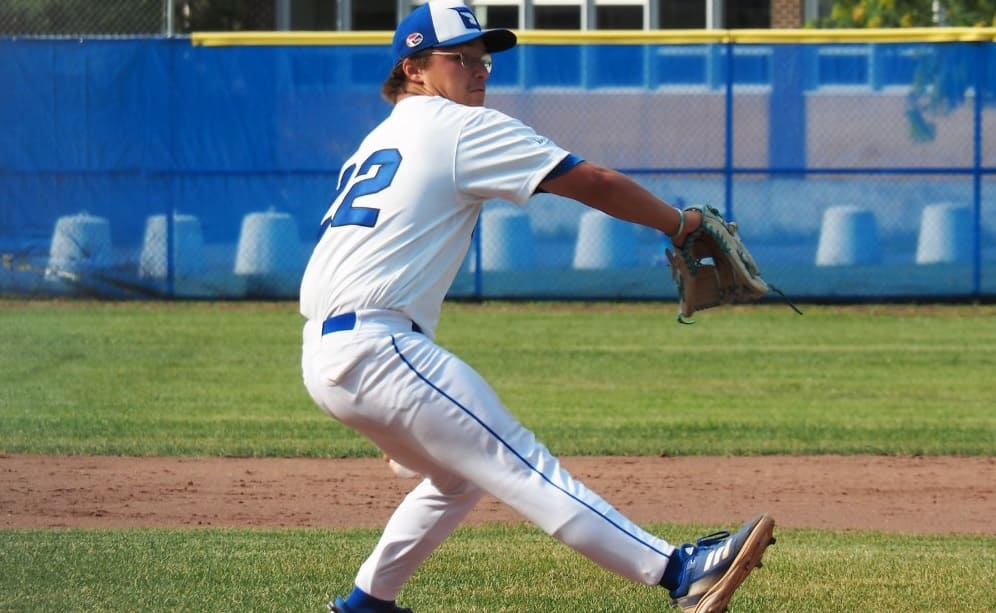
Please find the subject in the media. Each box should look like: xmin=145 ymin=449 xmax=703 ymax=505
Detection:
xmin=381 ymin=54 xmax=432 ymax=104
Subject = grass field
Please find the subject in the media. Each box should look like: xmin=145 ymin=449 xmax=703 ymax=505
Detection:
xmin=1 ymin=300 xmax=995 ymax=612
xmin=1 ymin=300 xmax=994 ymax=457
xmin=2 ymin=526 xmax=993 ymax=612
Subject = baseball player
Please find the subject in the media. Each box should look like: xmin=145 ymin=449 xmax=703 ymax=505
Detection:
xmin=299 ymin=2 xmax=775 ymax=612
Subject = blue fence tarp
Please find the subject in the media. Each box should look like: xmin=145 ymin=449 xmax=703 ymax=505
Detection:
xmin=1 ymin=37 xmax=993 ymax=299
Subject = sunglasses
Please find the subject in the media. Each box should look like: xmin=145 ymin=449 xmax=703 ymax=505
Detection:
xmin=429 ymin=50 xmax=493 ymax=74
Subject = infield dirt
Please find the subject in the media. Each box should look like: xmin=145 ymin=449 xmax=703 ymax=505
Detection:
xmin=2 ymin=454 xmax=993 ymax=535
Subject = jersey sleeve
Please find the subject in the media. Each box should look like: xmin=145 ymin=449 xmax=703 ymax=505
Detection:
xmin=454 ymin=107 xmax=572 ymax=205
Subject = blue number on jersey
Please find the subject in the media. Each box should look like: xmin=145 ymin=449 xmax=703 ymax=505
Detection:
xmin=319 ymin=148 xmax=402 ymax=237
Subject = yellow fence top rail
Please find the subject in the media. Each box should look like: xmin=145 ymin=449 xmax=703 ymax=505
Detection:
xmin=191 ymin=27 xmax=996 ymax=47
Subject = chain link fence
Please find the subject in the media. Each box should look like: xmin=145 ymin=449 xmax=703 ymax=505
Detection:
xmin=0 ymin=0 xmax=276 ymax=36
xmin=2 ymin=37 xmax=993 ymax=300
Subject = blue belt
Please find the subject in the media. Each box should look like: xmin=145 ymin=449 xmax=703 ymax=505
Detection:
xmin=322 ymin=312 xmax=422 ymax=335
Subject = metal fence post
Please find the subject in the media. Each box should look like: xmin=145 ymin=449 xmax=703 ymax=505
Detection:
xmin=971 ymin=40 xmax=985 ymax=298
xmin=163 ymin=0 xmax=174 ymax=36
xmin=724 ymin=39 xmax=733 ymax=220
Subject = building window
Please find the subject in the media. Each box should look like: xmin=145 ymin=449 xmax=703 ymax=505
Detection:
xmin=312 ymin=1 xmax=782 ymax=33
xmin=658 ymin=0 xmax=706 ymax=28
xmin=535 ymin=5 xmax=581 ymax=29
xmin=353 ymin=0 xmax=395 ymax=30
xmin=597 ymin=5 xmax=644 ymax=29
xmin=726 ymin=0 xmax=769 ymax=27
xmin=290 ymin=0 xmax=337 ymax=29
xmin=478 ymin=5 xmax=520 ymax=28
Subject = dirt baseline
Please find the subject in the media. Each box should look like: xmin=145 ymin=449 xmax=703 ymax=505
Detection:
xmin=2 ymin=454 xmax=993 ymax=535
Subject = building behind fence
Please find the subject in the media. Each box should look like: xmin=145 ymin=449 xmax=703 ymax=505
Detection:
xmin=1 ymin=28 xmax=994 ymax=300
xmin=0 ymin=1 xmax=807 ymax=36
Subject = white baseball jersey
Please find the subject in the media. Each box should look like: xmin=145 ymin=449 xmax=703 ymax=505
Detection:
xmin=299 ymin=95 xmax=571 ymax=337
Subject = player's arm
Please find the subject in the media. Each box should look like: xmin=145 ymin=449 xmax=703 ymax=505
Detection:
xmin=539 ymin=160 xmax=700 ymax=244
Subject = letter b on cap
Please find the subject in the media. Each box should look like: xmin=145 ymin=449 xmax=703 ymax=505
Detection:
xmin=451 ymin=6 xmax=481 ymax=31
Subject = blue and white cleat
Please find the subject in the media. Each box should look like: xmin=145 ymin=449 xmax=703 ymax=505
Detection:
xmin=668 ymin=513 xmax=776 ymax=612
xmin=328 ymin=595 xmax=413 ymax=613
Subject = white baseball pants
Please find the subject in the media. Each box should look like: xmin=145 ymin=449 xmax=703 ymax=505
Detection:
xmin=301 ymin=310 xmax=675 ymax=601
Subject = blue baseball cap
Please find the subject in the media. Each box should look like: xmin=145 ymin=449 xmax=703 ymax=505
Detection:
xmin=393 ymin=1 xmax=517 ymax=64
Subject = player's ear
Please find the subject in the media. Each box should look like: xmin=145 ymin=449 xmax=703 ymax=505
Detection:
xmin=402 ymin=57 xmax=425 ymax=84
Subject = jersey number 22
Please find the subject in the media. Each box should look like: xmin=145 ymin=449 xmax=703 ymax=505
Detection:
xmin=320 ymin=148 xmax=401 ymax=235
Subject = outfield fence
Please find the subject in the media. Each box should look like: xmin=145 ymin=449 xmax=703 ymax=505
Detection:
xmin=1 ymin=30 xmax=994 ymax=300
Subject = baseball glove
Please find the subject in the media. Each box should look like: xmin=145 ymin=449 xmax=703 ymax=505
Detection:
xmin=666 ymin=205 xmax=801 ymax=324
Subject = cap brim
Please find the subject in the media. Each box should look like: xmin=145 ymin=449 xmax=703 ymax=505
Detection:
xmin=481 ymin=29 xmax=517 ymax=53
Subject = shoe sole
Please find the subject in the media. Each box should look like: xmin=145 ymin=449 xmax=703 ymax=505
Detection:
xmin=692 ymin=513 xmax=775 ymax=613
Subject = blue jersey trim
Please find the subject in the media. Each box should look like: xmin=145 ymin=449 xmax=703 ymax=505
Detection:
xmin=389 ymin=334 xmax=671 ymax=559
xmin=545 ymin=153 xmax=584 ymax=182
xmin=536 ymin=153 xmax=584 ymax=194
